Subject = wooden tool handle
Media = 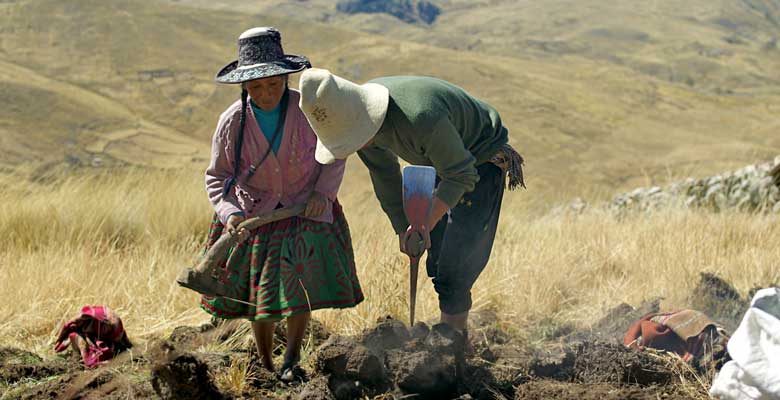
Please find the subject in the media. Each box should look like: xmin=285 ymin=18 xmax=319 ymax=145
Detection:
xmin=237 ymin=204 xmax=306 ymax=231
xmin=409 ymin=257 xmax=420 ymax=326
xmin=192 ymin=204 xmax=306 ymax=274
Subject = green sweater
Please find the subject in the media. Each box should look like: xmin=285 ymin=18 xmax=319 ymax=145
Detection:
xmin=357 ymin=76 xmax=508 ymax=234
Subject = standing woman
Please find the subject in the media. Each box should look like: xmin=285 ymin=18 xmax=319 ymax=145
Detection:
xmin=201 ymin=27 xmax=363 ymax=380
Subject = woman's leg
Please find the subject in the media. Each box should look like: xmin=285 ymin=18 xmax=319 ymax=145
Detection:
xmin=283 ymin=311 xmax=311 ymax=366
xmin=251 ymin=320 xmax=276 ymax=371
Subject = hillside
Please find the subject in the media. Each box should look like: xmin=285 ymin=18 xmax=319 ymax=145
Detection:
xmin=173 ymin=0 xmax=780 ymax=95
xmin=1 ymin=0 xmax=779 ymax=199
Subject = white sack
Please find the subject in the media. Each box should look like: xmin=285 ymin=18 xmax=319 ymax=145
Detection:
xmin=710 ymin=287 xmax=780 ymax=400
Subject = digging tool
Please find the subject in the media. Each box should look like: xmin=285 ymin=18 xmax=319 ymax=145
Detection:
xmin=402 ymin=165 xmax=436 ymax=326
xmin=176 ymin=204 xmax=306 ymax=303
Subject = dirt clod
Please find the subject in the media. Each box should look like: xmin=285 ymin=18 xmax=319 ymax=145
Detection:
xmin=573 ymin=341 xmax=676 ymax=386
xmin=586 ymin=297 xmax=663 ymax=343
xmin=529 ymin=348 xmax=576 ymax=381
xmin=425 ymin=323 xmax=466 ymax=354
xmin=359 ymin=317 xmax=411 ymax=354
xmin=150 ymin=341 xmax=224 ymax=400
xmin=386 ymin=348 xmax=457 ymax=398
xmin=410 ymin=321 xmax=431 ymax=340
xmin=690 ymin=272 xmax=749 ymax=331
xmin=169 ymin=326 xmax=202 ymax=346
xmin=0 ymin=347 xmax=68 ymax=385
xmin=514 ymin=380 xmax=692 ymax=400
xmin=252 ymin=369 xmax=282 ymax=392
xmin=328 ymin=376 xmax=365 ymax=400
xmin=459 ymin=361 xmax=509 ymax=400
xmin=296 ymin=375 xmax=335 ymax=400
xmin=314 ymin=335 xmax=387 ymax=385
xmin=529 ymin=341 xmax=677 ymax=386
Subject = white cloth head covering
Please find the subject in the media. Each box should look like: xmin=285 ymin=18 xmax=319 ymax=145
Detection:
xmin=298 ymin=68 xmax=389 ymax=164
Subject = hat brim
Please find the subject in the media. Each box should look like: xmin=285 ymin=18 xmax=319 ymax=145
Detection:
xmin=215 ymin=55 xmax=310 ymax=84
xmin=313 ymin=82 xmax=389 ymax=165
xmin=315 ymin=139 xmax=339 ymax=165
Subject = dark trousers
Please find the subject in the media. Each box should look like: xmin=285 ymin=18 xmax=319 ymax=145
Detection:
xmin=426 ymin=163 xmax=505 ymax=315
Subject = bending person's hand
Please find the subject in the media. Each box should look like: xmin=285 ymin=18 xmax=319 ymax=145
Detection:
xmin=399 ymin=228 xmax=431 ymax=258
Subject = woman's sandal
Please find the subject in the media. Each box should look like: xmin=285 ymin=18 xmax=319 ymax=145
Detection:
xmin=279 ymin=357 xmax=304 ymax=383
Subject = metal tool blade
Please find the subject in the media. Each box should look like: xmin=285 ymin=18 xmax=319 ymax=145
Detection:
xmin=402 ymin=165 xmax=436 ymax=326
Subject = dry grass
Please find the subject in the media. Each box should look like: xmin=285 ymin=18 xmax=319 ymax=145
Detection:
xmin=1 ymin=166 xmax=778 ymax=361
xmin=212 ymin=355 xmax=257 ymax=395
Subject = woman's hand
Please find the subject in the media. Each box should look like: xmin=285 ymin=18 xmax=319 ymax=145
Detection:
xmin=305 ymin=191 xmax=329 ymax=218
xmin=226 ymin=213 xmax=249 ymax=243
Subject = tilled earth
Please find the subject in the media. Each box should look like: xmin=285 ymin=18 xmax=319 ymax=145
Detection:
xmin=0 ymin=316 xmax=705 ymax=400
xmin=1 ymin=273 xmax=750 ymax=400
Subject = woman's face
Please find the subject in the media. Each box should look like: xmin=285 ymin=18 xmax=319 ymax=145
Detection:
xmin=245 ymin=75 xmax=287 ymax=111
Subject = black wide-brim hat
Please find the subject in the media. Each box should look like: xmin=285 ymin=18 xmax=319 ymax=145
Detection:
xmin=216 ymin=27 xmax=311 ymax=84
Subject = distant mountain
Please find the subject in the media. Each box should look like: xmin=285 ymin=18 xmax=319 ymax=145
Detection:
xmin=168 ymin=0 xmax=780 ymax=95
xmin=336 ymin=0 xmax=441 ymax=25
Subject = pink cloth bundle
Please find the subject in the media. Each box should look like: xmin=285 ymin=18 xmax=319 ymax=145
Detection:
xmin=54 ymin=306 xmax=132 ymax=368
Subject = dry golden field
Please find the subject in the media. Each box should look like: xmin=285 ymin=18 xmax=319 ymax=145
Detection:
xmin=1 ymin=1 xmax=780 ymax=397
xmin=1 ymin=164 xmax=777 ymax=359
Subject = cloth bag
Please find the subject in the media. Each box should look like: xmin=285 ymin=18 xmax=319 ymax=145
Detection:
xmin=710 ymin=288 xmax=780 ymax=400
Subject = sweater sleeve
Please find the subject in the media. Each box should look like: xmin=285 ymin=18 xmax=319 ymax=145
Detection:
xmin=314 ymin=158 xmax=346 ymax=201
xmin=357 ymin=144 xmax=410 ymax=234
xmin=205 ymin=110 xmax=244 ymax=225
xmin=422 ymin=118 xmax=479 ymax=208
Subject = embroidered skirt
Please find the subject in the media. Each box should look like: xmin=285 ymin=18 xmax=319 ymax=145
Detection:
xmin=200 ymin=202 xmax=363 ymax=321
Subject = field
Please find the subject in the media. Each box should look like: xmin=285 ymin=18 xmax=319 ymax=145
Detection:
xmin=1 ymin=0 xmax=780 ymax=398
xmin=5 ymin=166 xmax=778 ymax=347
xmin=1 ymin=166 xmax=778 ymax=398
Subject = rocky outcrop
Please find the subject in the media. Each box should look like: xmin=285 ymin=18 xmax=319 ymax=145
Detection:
xmin=557 ymin=156 xmax=780 ymax=215
xmin=336 ymin=0 xmax=441 ymax=25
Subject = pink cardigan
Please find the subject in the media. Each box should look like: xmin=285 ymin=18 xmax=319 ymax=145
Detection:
xmin=205 ymin=89 xmax=345 ymax=225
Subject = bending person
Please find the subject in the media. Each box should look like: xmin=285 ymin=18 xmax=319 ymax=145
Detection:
xmin=299 ymin=68 xmax=523 ymax=343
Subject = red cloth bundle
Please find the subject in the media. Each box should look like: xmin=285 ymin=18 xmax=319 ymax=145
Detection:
xmin=54 ymin=306 xmax=132 ymax=368
xmin=623 ymin=309 xmax=728 ymax=362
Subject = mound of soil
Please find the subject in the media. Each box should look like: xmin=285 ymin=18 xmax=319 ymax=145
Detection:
xmin=690 ymin=272 xmax=750 ymax=332
xmin=514 ymin=381 xmax=692 ymax=400
xmin=315 ymin=335 xmax=387 ymax=386
xmin=2 ymin=304 xmax=715 ymax=400
xmin=149 ymin=341 xmax=224 ymax=400
xmin=572 ymin=341 xmax=676 ymax=385
xmin=590 ymin=298 xmax=662 ymax=341
xmin=386 ymin=347 xmax=457 ymax=397
xmin=528 ymin=341 xmax=676 ymax=386
xmin=1 ymin=349 xmax=156 ymax=400
xmin=0 ymin=347 xmax=68 ymax=385
xmin=359 ymin=316 xmax=411 ymax=353
xmin=304 ymin=318 xmax=498 ymax=399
